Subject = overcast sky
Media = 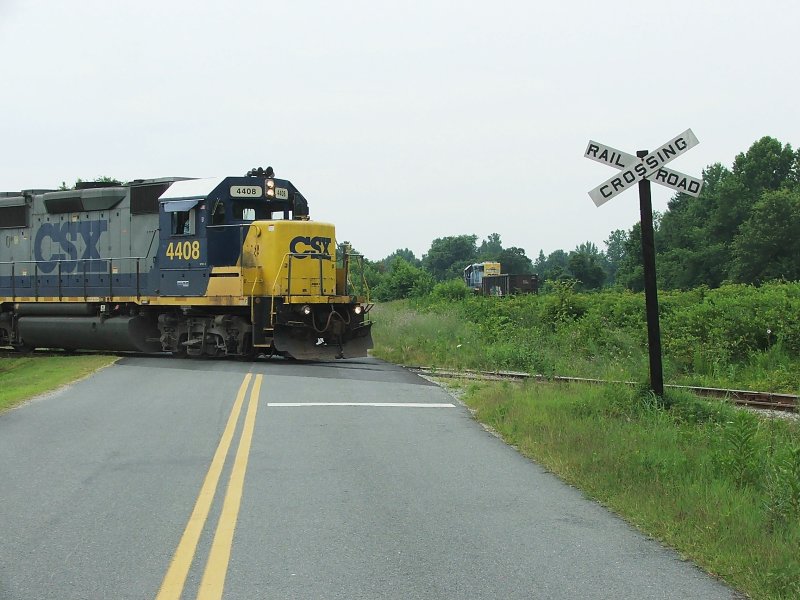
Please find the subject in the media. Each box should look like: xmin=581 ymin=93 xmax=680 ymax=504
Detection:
xmin=1 ymin=1 xmax=798 ymax=262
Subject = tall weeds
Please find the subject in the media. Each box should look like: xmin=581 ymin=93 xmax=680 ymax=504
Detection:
xmin=371 ymin=282 xmax=800 ymax=393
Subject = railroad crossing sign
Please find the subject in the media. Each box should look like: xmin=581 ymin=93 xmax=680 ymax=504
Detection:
xmin=581 ymin=128 xmax=704 ymax=397
xmin=585 ymin=129 xmax=703 ymax=206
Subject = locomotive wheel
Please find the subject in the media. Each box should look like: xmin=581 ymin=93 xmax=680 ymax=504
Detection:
xmin=235 ymin=333 xmax=257 ymax=361
xmin=171 ymin=334 xmax=189 ymax=358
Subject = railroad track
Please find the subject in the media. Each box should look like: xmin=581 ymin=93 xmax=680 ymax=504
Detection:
xmin=408 ymin=367 xmax=798 ymax=413
xmin=2 ymin=350 xmax=795 ymax=413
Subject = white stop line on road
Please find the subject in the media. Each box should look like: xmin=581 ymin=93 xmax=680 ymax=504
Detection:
xmin=267 ymin=402 xmax=456 ymax=408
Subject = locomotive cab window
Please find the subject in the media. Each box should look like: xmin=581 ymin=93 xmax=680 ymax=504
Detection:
xmin=172 ymin=209 xmax=195 ymax=235
xmin=232 ymin=203 xmax=262 ymax=221
xmin=211 ymin=200 xmax=226 ymax=225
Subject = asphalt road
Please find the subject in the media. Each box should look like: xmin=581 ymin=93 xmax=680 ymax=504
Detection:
xmin=0 ymin=357 xmax=737 ymax=599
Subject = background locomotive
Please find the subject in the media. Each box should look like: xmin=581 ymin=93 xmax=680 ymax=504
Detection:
xmin=0 ymin=167 xmax=373 ymax=360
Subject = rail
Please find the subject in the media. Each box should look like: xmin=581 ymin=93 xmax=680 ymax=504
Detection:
xmin=408 ymin=367 xmax=799 ymax=413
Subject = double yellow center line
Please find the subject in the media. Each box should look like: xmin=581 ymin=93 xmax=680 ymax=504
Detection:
xmin=156 ymin=373 xmax=263 ymax=600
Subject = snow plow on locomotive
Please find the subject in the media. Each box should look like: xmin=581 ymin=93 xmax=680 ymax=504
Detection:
xmin=0 ymin=168 xmax=373 ymax=360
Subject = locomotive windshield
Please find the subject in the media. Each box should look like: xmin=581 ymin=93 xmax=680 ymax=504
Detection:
xmin=231 ymin=202 xmax=261 ymax=221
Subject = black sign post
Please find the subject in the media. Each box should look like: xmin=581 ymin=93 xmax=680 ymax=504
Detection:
xmin=584 ymin=131 xmax=703 ymax=398
xmin=636 ymin=150 xmax=664 ymax=397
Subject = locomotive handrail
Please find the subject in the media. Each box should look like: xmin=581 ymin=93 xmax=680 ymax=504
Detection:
xmin=1 ymin=257 xmax=148 ymax=300
xmin=345 ymin=253 xmax=370 ymax=300
xmin=333 ymin=242 xmax=371 ymax=301
xmin=144 ymin=228 xmax=159 ymax=260
xmin=272 ymin=252 xmax=331 ymax=297
xmin=267 ymin=252 xmax=332 ymax=329
xmin=0 ymin=257 xmax=150 ymax=265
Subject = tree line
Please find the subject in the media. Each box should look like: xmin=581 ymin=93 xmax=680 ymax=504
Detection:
xmin=357 ymin=136 xmax=800 ymax=301
xmin=355 ymin=233 xmax=536 ymax=301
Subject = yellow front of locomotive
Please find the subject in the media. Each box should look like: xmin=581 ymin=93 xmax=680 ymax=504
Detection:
xmin=242 ymin=220 xmax=337 ymax=298
xmin=241 ymin=220 xmax=372 ymax=359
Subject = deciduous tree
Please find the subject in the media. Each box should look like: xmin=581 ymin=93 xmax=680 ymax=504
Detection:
xmin=731 ymin=188 xmax=800 ymax=283
xmin=422 ymin=235 xmax=478 ymax=281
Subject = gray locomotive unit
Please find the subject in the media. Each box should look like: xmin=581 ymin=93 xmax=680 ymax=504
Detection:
xmin=0 ymin=169 xmax=373 ymax=359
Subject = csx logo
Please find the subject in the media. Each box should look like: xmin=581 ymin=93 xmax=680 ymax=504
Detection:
xmin=34 ymin=221 xmax=108 ymax=274
xmin=289 ymin=235 xmax=332 ymax=259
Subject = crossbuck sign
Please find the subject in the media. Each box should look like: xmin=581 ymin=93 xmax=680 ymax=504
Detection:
xmin=582 ymin=128 xmax=705 ymax=397
xmin=585 ymin=129 xmax=703 ymax=206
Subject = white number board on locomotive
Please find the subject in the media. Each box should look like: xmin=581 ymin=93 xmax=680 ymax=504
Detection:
xmin=230 ymin=185 xmax=262 ymax=198
xmin=230 ymin=185 xmax=290 ymax=200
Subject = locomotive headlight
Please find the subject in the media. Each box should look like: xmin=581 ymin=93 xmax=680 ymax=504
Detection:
xmin=353 ymin=305 xmax=363 ymax=315
xmin=266 ymin=188 xmax=275 ymax=197
xmin=266 ymin=179 xmax=275 ymax=189
xmin=301 ymin=305 xmax=312 ymax=316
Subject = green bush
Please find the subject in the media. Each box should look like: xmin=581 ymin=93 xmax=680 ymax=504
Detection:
xmin=716 ymin=410 xmax=762 ymax=487
xmin=764 ymin=445 xmax=800 ymax=528
xmin=373 ymin=282 xmax=800 ymax=392
xmin=430 ymin=279 xmax=471 ymax=302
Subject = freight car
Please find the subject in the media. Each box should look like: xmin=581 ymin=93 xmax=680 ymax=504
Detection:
xmin=0 ymin=168 xmax=373 ymax=360
xmin=481 ymin=273 xmax=539 ymax=296
xmin=464 ymin=262 xmax=538 ymax=296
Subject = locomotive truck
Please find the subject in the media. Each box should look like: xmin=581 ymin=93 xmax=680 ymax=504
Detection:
xmin=0 ymin=168 xmax=373 ymax=360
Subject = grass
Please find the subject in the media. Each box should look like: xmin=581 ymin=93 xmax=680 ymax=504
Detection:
xmin=370 ymin=302 xmax=484 ymax=368
xmin=0 ymin=353 xmax=117 ymax=413
xmin=371 ymin=300 xmax=649 ymax=380
xmin=370 ymin=292 xmax=800 ymax=394
xmin=455 ymin=379 xmax=800 ymax=600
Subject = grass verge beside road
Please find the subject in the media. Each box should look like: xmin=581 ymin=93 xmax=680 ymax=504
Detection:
xmin=0 ymin=354 xmax=117 ymax=413
xmin=454 ymin=379 xmax=800 ymax=600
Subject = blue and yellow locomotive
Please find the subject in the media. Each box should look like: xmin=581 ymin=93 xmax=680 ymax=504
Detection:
xmin=0 ymin=168 xmax=373 ymax=360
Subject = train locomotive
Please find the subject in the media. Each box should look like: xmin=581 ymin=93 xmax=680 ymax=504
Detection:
xmin=0 ymin=167 xmax=373 ymax=360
